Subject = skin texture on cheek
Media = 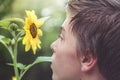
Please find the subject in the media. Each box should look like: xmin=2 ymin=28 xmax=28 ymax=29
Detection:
xmin=52 ymin=47 xmax=82 ymax=80
xmin=51 ymin=17 xmax=82 ymax=80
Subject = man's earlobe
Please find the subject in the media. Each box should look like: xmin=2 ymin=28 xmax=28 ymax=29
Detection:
xmin=80 ymin=52 xmax=97 ymax=72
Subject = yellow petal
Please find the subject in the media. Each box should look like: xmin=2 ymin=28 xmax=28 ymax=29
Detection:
xmin=26 ymin=10 xmax=37 ymax=23
xmin=37 ymin=43 xmax=41 ymax=49
xmin=25 ymin=18 xmax=31 ymax=27
xmin=32 ymin=43 xmax=37 ymax=54
xmin=12 ymin=76 xmax=16 ymax=80
xmin=25 ymin=42 xmax=31 ymax=51
xmin=38 ymin=29 xmax=43 ymax=36
xmin=22 ymin=36 xmax=28 ymax=44
xmin=37 ymin=20 xmax=45 ymax=27
xmin=37 ymin=17 xmax=49 ymax=27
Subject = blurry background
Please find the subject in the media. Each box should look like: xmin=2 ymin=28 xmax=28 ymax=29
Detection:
xmin=0 ymin=0 xmax=66 ymax=80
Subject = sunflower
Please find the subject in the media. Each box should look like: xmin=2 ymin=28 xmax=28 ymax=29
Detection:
xmin=12 ymin=76 xmax=16 ymax=80
xmin=22 ymin=10 xmax=45 ymax=54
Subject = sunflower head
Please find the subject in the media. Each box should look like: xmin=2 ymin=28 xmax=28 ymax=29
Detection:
xmin=12 ymin=76 xmax=16 ymax=80
xmin=22 ymin=10 xmax=45 ymax=54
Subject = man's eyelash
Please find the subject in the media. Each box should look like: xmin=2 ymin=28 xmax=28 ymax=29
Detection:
xmin=58 ymin=34 xmax=61 ymax=38
xmin=58 ymin=34 xmax=63 ymax=40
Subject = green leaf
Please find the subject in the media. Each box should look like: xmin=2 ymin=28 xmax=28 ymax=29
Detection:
xmin=18 ymin=37 xmax=23 ymax=42
xmin=11 ymin=38 xmax=15 ymax=45
xmin=0 ymin=35 xmax=5 ymax=39
xmin=5 ymin=18 xmax=24 ymax=24
xmin=37 ymin=16 xmax=50 ymax=26
xmin=7 ymin=63 xmax=26 ymax=70
xmin=38 ymin=16 xmax=50 ymax=22
xmin=0 ymin=20 xmax=10 ymax=28
xmin=33 ymin=56 xmax=52 ymax=64
xmin=0 ymin=18 xmax=24 ymax=29
xmin=17 ymin=63 xmax=26 ymax=70
xmin=0 ymin=35 xmax=11 ymax=45
xmin=19 ymin=56 xmax=52 ymax=80
xmin=23 ymin=57 xmax=52 ymax=70
xmin=2 ymin=37 xmax=11 ymax=45
xmin=0 ymin=35 xmax=7 ymax=47
xmin=6 ymin=63 xmax=14 ymax=66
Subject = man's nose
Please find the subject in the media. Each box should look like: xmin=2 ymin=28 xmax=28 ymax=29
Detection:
xmin=50 ymin=41 xmax=56 ymax=52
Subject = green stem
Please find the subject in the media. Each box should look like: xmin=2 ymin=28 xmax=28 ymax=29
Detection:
xmin=16 ymin=30 xmax=24 ymax=40
xmin=13 ymin=39 xmax=19 ymax=80
xmin=19 ymin=64 xmax=34 ymax=80
xmin=19 ymin=57 xmax=52 ymax=80
xmin=6 ymin=18 xmax=24 ymax=24
xmin=8 ymin=46 xmax=14 ymax=60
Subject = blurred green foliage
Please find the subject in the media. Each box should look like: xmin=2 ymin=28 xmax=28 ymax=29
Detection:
xmin=0 ymin=0 xmax=14 ymax=19
xmin=0 ymin=0 xmax=66 ymax=80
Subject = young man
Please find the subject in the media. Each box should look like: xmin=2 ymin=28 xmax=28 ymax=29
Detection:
xmin=50 ymin=0 xmax=120 ymax=80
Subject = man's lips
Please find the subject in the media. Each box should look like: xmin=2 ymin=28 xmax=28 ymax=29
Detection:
xmin=51 ymin=62 xmax=54 ymax=70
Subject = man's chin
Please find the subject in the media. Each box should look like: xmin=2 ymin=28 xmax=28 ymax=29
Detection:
xmin=52 ymin=73 xmax=59 ymax=80
xmin=52 ymin=74 xmax=55 ymax=80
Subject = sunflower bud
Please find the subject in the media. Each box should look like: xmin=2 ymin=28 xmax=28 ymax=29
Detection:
xmin=9 ymin=23 xmax=18 ymax=31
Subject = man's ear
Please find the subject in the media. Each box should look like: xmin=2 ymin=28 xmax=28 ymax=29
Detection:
xmin=80 ymin=50 xmax=97 ymax=72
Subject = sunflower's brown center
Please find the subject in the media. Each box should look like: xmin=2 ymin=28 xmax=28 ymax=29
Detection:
xmin=30 ymin=23 xmax=37 ymax=38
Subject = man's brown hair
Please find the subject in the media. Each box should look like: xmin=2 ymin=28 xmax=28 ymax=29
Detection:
xmin=68 ymin=0 xmax=120 ymax=80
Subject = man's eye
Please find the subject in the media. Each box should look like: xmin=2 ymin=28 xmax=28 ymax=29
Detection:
xmin=58 ymin=34 xmax=63 ymax=40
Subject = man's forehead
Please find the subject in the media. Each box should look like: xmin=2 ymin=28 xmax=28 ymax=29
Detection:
xmin=61 ymin=17 xmax=74 ymax=33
